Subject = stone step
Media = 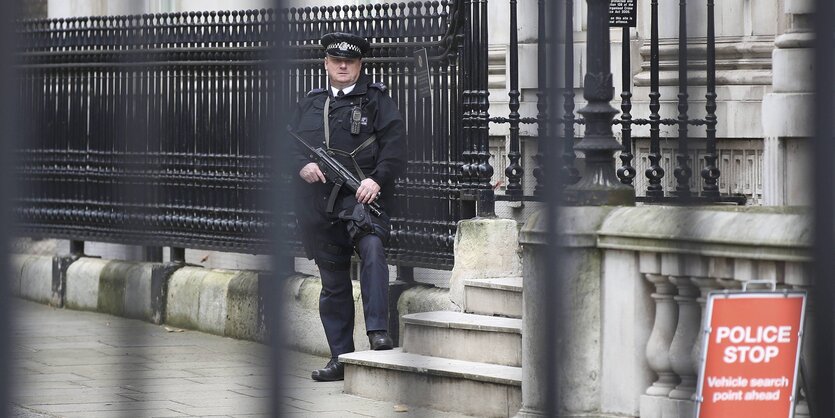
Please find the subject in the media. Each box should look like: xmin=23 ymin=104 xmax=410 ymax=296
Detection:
xmin=401 ymin=311 xmax=522 ymax=366
xmin=464 ymin=277 xmax=523 ymax=318
xmin=340 ymin=348 xmax=522 ymax=418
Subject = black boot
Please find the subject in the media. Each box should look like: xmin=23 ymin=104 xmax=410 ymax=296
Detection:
xmin=311 ymin=358 xmax=344 ymax=382
xmin=368 ymin=330 xmax=393 ymax=350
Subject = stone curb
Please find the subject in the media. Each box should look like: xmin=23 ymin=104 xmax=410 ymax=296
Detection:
xmin=10 ymin=254 xmax=453 ymax=356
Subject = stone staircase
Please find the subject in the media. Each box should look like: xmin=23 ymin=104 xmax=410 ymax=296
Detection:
xmin=340 ymin=277 xmax=524 ymax=417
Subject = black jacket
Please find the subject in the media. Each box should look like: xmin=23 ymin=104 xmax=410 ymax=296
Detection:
xmin=289 ymin=73 xmax=407 ymax=224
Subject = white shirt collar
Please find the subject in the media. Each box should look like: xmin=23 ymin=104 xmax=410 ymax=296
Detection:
xmin=330 ymin=83 xmax=356 ymax=97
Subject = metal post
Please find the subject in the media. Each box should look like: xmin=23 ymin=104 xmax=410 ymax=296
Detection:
xmin=545 ymin=2 xmax=566 ymax=416
xmin=645 ymin=0 xmax=664 ymax=198
xmin=811 ymin=0 xmax=835 ymax=414
xmin=564 ymin=0 xmax=634 ymax=206
xmin=562 ymin=0 xmax=580 ymax=184
xmin=533 ymin=0 xmax=547 ymax=196
xmin=700 ymin=0 xmax=720 ymax=197
xmin=0 ymin=0 xmax=18 ymax=415
xmin=672 ymin=0 xmax=691 ymax=197
xmin=617 ymin=26 xmax=636 ymax=185
xmin=505 ymin=0 xmax=523 ymax=197
xmin=474 ymin=0 xmax=494 ymax=216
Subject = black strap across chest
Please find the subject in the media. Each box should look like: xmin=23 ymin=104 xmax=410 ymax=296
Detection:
xmin=322 ymin=96 xmax=377 ymax=180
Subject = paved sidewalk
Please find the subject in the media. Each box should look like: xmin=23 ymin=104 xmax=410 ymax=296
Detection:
xmin=11 ymin=300 xmax=470 ymax=418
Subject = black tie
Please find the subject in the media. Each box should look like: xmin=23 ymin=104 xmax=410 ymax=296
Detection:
xmin=337 ymin=90 xmax=344 ymax=98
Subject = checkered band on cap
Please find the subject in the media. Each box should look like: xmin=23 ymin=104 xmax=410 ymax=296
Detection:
xmin=327 ymin=41 xmax=362 ymax=54
xmin=321 ymin=32 xmax=370 ymax=57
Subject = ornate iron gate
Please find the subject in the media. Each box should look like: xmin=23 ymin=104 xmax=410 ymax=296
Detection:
xmin=492 ymin=0 xmax=745 ymax=206
xmin=14 ymin=0 xmax=741 ymax=271
xmin=14 ymin=1 xmax=489 ymax=270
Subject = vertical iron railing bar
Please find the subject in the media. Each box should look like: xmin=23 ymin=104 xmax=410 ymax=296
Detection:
xmin=645 ymin=0 xmax=664 ymax=197
xmin=120 ymin=15 xmax=130 ymax=223
xmin=102 ymin=16 xmax=111 ymax=223
xmin=0 ymin=1 xmax=18 ymax=415
xmin=232 ymin=11 xmax=242 ymax=220
xmin=563 ymin=0 xmax=634 ymax=206
xmin=98 ymin=15 xmax=108 ymax=222
xmin=616 ymin=26 xmax=636 ymax=185
xmin=109 ymin=16 xmax=118 ymax=222
xmin=672 ymin=0 xmax=691 ymax=197
xmin=504 ymin=0 xmax=523 ymax=197
xmin=361 ymin=4 xmax=371 ymax=37
xmin=398 ymin=2 xmax=413 ymax=261
xmin=56 ymin=18 xmax=66 ymax=219
xmin=543 ymin=0 xmax=565 ymax=412
xmin=85 ymin=18 xmax=95 ymax=223
xmin=425 ymin=2 xmax=440 ymax=263
xmin=166 ymin=13 xmax=176 ymax=223
xmin=417 ymin=1 xmax=435 ymax=260
xmin=476 ymin=0 xmax=494 ymax=215
xmin=562 ymin=0 xmax=579 ymax=184
xmin=411 ymin=3 xmax=425 ymax=264
xmin=435 ymin=5 xmax=450 ymax=260
xmin=700 ymin=0 xmax=719 ymax=197
xmin=811 ymin=0 xmax=835 ymax=414
xmin=430 ymin=2 xmax=445 ymax=264
xmin=449 ymin=3 xmax=460 ymax=262
xmin=215 ymin=12 xmax=224 ymax=219
xmin=151 ymin=14 xmax=162 ymax=231
xmin=266 ymin=0 xmax=290 ymax=413
xmin=461 ymin=1 xmax=473 ymax=193
xmin=187 ymin=13 xmax=198 ymax=219
xmin=220 ymin=12 xmax=229 ymax=219
xmin=436 ymin=40 xmax=451 ymax=259
xmin=532 ymin=0 xmax=547 ymax=197
xmin=69 ymin=17 xmax=79 ymax=224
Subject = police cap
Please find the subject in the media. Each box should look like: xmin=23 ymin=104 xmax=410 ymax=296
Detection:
xmin=321 ymin=32 xmax=371 ymax=59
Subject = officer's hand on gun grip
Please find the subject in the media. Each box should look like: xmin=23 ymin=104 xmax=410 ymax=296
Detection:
xmin=356 ymin=178 xmax=380 ymax=204
xmin=300 ymin=162 xmax=326 ymax=184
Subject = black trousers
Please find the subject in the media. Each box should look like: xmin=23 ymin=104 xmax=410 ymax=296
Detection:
xmin=319 ymin=233 xmax=389 ymax=358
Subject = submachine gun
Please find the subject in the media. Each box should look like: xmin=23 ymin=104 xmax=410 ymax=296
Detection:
xmin=287 ymin=128 xmax=384 ymax=217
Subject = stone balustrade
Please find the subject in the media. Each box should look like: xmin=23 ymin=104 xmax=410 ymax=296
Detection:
xmin=518 ymin=205 xmax=810 ymax=418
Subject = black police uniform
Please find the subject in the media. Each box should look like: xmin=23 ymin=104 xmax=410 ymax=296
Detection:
xmin=289 ymin=47 xmax=406 ymax=362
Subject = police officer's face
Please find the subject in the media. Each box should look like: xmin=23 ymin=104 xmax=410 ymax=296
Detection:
xmin=324 ymin=56 xmax=362 ymax=89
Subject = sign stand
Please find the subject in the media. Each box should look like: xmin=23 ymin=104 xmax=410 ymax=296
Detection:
xmin=798 ymin=357 xmax=813 ymax=418
xmin=695 ymin=280 xmax=808 ymax=418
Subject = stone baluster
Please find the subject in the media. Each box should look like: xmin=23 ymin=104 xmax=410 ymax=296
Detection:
xmin=667 ymin=254 xmax=705 ymax=405
xmin=689 ymin=257 xmax=726 ymax=402
xmin=639 ymin=252 xmax=678 ymax=418
xmin=786 ymin=261 xmax=811 ymax=418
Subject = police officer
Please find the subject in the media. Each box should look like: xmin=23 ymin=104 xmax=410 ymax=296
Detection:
xmin=289 ymin=32 xmax=406 ymax=382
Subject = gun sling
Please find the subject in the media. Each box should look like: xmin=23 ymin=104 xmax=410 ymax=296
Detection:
xmin=322 ymin=96 xmax=378 ymax=214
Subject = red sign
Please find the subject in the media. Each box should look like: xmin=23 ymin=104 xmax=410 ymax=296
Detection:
xmin=696 ymin=292 xmax=806 ymax=418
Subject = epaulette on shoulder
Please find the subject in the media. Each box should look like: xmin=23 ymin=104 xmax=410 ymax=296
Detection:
xmin=306 ymin=87 xmax=327 ymax=97
xmin=369 ymin=82 xmax=387 ymax=92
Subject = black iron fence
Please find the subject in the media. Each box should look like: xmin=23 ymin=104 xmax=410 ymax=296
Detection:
xmin=492 ymin=0 xmax=745 ymax=205
xmin=279 ymin=1 xmax=485 ymax=269
xmin=14 ymin=2 xmax=488 ymax=270
xmin=16 ymin=11 xmax=278 ymax=254
xmin=14 ymin=0 xmax=741 ymax=271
